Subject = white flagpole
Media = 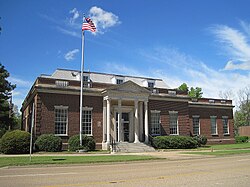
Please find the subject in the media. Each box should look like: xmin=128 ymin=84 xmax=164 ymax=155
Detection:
xmin=80 ymin=29 xmax=85 ymax=146
xmin=29 ymin=102 xmax=35 ymax=162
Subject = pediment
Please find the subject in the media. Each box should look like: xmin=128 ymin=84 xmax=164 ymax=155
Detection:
xmin=104 ymin=81 xmax=151 ymax=94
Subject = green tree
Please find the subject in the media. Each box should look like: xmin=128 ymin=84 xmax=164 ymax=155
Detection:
xmin=0 ymin=63 xmax=16 ymax=137
xmin=178 ymin=83 xmax=188 ymax=92
xmin=234 ymin=86 xmax=250 ymax=133
xmin=189 ymin=87 xmax=203 ymax=98
xmin=178 ymin=83 xmax=203 ymax=98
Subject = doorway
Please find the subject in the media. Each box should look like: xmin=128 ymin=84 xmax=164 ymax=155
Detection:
xmin=116 ymin=112 xmax=130 ymax=142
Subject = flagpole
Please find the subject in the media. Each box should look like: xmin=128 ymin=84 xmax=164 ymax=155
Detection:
xmin=80 ymin=30 xmax=85 ymax=147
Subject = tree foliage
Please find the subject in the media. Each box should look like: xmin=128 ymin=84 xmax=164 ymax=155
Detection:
xmin=189 ymin=87 xmax=203 ymax=98
xmin=178 ymin=83 xmax=203 ymax=98
xmin=0 ymin=130 xmax=30 ymax=154
xmin=219 ymin=90 xmax=234 ymax=100
xmin=234 ymin=86 xmax=250 ymax=131
xmin=178 ymin=83 xmax=188 ymax=92
xmin=0 ymin=63 xmax=16 ymax=136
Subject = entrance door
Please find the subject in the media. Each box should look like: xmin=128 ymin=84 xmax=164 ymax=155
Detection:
xmin=116 ymin=112 xmax=130 ymax=142
xmin=122 ymin=113 xmax=130 ymax=142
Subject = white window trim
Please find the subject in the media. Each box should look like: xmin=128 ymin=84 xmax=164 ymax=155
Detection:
xmin=150 ymin=110 xmax=161 ymax=136
xmin=169 ymin=111 xmax=179 ymax=135
xmin=192 ymin=115 xmax=200 ymax=135
xmin=83 ymin=73 xmax=90 ymax=81
xmin=82 ymin=107 xmax=93 ymax=136
xmin=222 ymin=116 xmax=230 ymax=135
xmin=111 ymin=76 xmax=125 ymax=85
xmin=210 ymin=116 xmax=218 ymax=135
xmin=54 ymin=106 xmax=68 ymax=136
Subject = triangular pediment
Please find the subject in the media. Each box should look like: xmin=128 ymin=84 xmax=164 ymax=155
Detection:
xmin=104 ymin=81 xmax=151 ymax=94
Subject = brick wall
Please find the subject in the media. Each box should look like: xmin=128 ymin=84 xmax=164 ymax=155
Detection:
xmin=189 ymin=106 xmax=235 ymax=144
xmin=149 ymin=100 xmax=190 ymax=136
xmin=37 ymin=93 xmax=103 ymax=147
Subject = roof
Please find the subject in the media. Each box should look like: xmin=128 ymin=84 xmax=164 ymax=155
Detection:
xmin=40 ymin=68 xmax=170 ymax=89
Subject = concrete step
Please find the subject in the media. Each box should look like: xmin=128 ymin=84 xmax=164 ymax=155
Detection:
xmin=114 ymin=142 xmax=155 ymax=153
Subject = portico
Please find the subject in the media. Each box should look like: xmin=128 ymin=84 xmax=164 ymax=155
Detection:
xmin=101 ymin=81 xmax=150 ymax=150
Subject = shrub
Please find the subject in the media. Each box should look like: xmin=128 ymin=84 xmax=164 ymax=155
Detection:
xmin=235 ymin=136 xmax=249 ymax=143
xmin=193 ymin=135 xmax=207 ymax=147
xmin=68 ymin=134 xmax=95 ymax=151
xmin=152 ymin=136 xmax=198 ymax=149
xmin=0 ymin=130 xmax=30 ymax=154
xmin=35 ymin=134 xmax=62 ymax=152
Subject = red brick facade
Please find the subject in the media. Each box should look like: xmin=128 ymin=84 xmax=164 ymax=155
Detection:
xmin=21 ymin=71 xmax=235 ymax=149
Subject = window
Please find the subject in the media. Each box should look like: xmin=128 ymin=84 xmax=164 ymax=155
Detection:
xmin=193 ymin=116 xmax=200 ymax=135
xmin=83 ymin=75 xmax=90 ymax=88
xmin=168 ymin=90 xmax=177 ymax=96
xmin=210 ymin=116 xmax=217 ymax=135
xmin=54 ymin=106 xmax=68 ymax=135
xmin=150 ymin=111 xmax=161 ymax=135
xmin=148 ymin=82 xmax=154 ymax=88
xmin=55 ymin=80 xmax=69 ymax=87
xmin=116 ymin=79 xmax=124 ymax=84
xmin=222 ymin=116 xmax=229 ymax=134
xmin=83 ymin=76 xmax=89 ymax=82
xmin=169 ymin=111 xmax=178 ymax=135
xmin=209 ymin=99 xmax=215 ymax=103
xmin=82 ymin=107 xmax=93 ymax=135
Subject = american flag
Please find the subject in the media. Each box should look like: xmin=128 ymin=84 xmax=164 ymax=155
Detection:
xmin=82 ymin=17 xmax=96 ymax=32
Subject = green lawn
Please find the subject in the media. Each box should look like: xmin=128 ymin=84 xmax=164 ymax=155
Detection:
xmin=184 ymin=149 xmax=250 ymax=156
xmin=183 ymin=142 xmax=250 ymax=156
xmin=208 ymin=142 xmax=250 ymax=150
xmin=0 ymin=155 xmax=158 ymax=168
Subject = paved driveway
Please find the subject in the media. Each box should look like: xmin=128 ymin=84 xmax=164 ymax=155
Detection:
xmin=0 ymin=153 xmax=250 ymax=187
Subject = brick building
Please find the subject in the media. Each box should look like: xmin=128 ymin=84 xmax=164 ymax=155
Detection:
xmin=21 ymin=69 xmax=235 ymax=150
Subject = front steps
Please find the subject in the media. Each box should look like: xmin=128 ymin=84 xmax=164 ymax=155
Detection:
xmin=113 ymin=142 xmax=155 ymax=153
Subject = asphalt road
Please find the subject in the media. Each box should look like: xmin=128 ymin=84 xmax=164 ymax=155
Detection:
xmin=0 ymin=154 xmax=250 ymax=187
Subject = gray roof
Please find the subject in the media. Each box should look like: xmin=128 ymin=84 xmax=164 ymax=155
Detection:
xmin=41 ymin=69 xmax=169 ymax=89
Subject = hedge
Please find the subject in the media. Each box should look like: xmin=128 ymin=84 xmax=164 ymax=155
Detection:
xmin=0 ymin=130 xmax=30 ymax=154
xmin=235 ymin=136 xmax=249 ymax=143
xmin=152 ymin=136 xmax=199 ymax=149
xmin=193 ymin=135 xmax=207 ymax=147
xmin=35 ymin=134 xmax=62 ymax=152
xmin=68 ymin=134 xmax=95 ymax=151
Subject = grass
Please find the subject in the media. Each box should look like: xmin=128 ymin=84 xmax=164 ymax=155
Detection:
xmin=208 ymin=142 xmax=250 ymax=150
xmin=0 ymin=155 xmax=158 ymax=168
xmin=184 ymin=149 xmax=250 ymax=156
xmin=183 ymin=142 xmax=250 ymax=156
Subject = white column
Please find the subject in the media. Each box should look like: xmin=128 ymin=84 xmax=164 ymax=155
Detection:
xmin=144 ymin=101 xmax=149 ymax=144
xmin=106 ymin=99 xmax=111 ymax=144
xmin=139 ymin=101 xmax=143 ymax=142
xmin=102 ymin=100 xmax=107 ymax=143
xmin=134 ymin=100 xmax=139 ymax=143
xmin=118 ymin=99 xmax=122 ymax=142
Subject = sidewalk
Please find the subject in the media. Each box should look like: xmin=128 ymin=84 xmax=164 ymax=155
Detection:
xmin=0 ymin=150 xmax=213 ymax=161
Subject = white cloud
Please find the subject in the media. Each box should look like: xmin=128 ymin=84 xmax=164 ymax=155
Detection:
xmin=105 ymin=46 xmax=250 ymax=107
xmin=240 ymin=20 xmax=250 ymax=36
xmin=89 ymin=6 xmax=120 ymax=34
xmin=69 ymin=8 xmax=80 ymax=24
xmin=8 ymin=77 xmax=32 ymax=87
xmin=103 ymin=62 xmax=144 ymax=77
xmin=7 ymin=76 xmax=33 ymax=110
xmin=211 ymin=23 xmax=250 ymax=70
xmin=64 ymin=49 xmax=79 ymax=61
xmin=56 ymin=26 xmax=81 ymax=38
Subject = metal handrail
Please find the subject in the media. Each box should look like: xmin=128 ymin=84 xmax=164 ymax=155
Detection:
xmin=148 ymin=133 xmax=154 ymax=146
xmin=110 ymin=136 xmax=116 ymax=152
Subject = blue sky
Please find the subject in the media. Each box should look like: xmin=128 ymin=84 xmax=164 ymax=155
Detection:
xmin=1 ymin=0 xmax=250 ymax=109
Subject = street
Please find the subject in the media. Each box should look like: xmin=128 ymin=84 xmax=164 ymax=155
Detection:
xmin=0 ymin=154 xmax=250 ymax=187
